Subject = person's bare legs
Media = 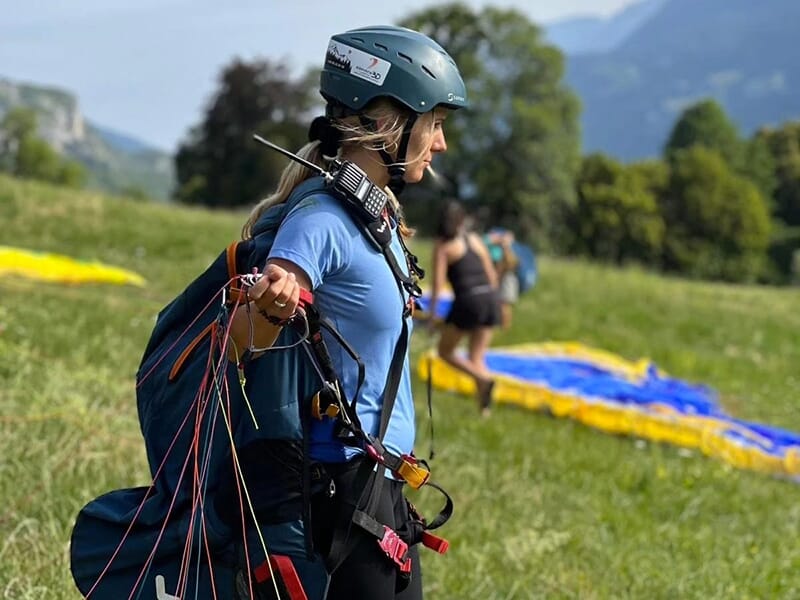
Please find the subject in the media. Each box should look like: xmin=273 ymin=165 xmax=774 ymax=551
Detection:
xmin=467 ymin=327 xmax=495 ymax=416
xmin=466 ymin=326 xmax=493 ymax=378
xmin=438 ymin=324 xmax=493 ymax=414
xmin=437 ymin=324 xmax=470 ymax=374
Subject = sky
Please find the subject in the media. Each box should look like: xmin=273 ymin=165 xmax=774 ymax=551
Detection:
xmin=0 ymin=0 xmax=640 ymax=152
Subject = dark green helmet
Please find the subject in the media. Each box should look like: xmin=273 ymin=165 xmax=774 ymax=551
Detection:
xmin=320 ymin=25 xmax=468 ymax=114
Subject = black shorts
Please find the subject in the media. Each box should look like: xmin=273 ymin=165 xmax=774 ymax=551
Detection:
xmin=446 ymin=289 xmax=501 ymax=330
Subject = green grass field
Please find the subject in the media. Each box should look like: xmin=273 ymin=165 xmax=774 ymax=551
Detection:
xmin=1 ymin=174 xmax=799 ymax=599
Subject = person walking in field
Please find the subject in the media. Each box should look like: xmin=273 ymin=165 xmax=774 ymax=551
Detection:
xmin=428 ymin=200 xmax=501 ymax=417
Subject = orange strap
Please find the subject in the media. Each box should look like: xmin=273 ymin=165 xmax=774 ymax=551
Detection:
xmin=226 ymin=241 xmax=239 ymax=279
xmin=168 ymin=322 xmax=216 ymax=382
xmin=226 ymin=241 xmax=251 ymax=304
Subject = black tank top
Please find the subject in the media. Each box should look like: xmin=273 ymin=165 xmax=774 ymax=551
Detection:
xmin=447 ymin=236 xmax=492 ymax=297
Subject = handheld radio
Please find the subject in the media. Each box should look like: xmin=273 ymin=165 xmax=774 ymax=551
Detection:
xmin=253 ymin=134 xmax=387 ymax=223
xmin=254 ymin=134 xmax=424 ymax=298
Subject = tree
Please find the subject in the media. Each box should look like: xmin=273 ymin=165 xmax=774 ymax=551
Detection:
xmin=0 ymin=108 xmax=36 ymax=171
xmin=664 ymin=99 xmax=744 ymax=168
xmin=661 ymin=147 xmax=772 ymax=282
xmin=741 ymin=134 xmax=777 ymax=202
xmin=175 ymin=58 xmax=317 ymax=208
xmin=567 ymin=154 xmax=665 ymax=265
xmin=755 ymin=121 xmax=800 ymax=282
xmin=627 ymin=159 xmax=670 ymax=199
xmin=664 ymin=99 xmax=777 ymax=203
xmin=400 ymin=3 xmax=581 ymax=248
xmin=758 ymin=121 xmax=800 ymax=227
xmin=0 ymin=107 xmax=86 ymax=188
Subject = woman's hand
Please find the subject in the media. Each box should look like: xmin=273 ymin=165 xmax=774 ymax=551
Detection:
xmin=227 ymin=263 xmax=307 ymax=361
xmin=248 ymin=263 xmax=302 ymax=322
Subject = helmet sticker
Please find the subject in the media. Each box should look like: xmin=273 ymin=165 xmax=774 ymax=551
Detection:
xmin=325 ymin=40 xmax=391 ymax=87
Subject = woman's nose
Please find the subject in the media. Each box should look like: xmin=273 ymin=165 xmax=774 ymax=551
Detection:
xmin=431 ymin=129 xmax=447 ymax=153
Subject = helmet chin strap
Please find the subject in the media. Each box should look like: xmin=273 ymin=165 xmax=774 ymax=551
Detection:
xmin=359 ymin=113 xmax=419 ymax=197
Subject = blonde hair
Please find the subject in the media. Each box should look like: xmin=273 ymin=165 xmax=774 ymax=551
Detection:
xmin=242 ymin=98 xmax=433 ymax=239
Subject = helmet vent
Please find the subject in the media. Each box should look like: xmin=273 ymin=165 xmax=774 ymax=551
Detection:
xmin=374 ymin=42 xmax=388 ymax=52
xmin=421 ymin=65 xmax=437 ymax=80
xmin=439 ymin=50 xmax=457 ymax=66
xmin=351 ymin=36 xmax=365 ymax=44
xmin=397 ymin=52 xmax=413 ymax=64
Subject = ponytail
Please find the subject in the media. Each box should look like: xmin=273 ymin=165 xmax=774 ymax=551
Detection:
xmin=241 ymin=141 xmax=326 ymax=239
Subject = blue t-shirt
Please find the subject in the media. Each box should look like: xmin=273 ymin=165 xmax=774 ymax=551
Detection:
xmin=269 ymin=191 xmax=415 ymax=463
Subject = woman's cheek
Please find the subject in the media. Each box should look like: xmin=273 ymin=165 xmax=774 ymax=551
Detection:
xmin=404 ymin=164 xmax=425 ymax=183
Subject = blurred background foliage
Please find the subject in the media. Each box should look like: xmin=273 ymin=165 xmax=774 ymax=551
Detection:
xmin=2 ymin=1 xmax=799 ymax=285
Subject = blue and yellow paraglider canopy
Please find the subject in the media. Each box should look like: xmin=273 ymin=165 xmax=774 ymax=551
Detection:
xmin=420 ymin=342 xmax=800 ymax=481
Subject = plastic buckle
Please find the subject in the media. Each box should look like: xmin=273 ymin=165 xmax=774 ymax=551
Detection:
xmin=396 ymin=454 xmax=430 ymax=490
xmin=421 ymin=531 xmax=450 ymax=555
xmin=378 ymin=526 xmax=412 ymax=574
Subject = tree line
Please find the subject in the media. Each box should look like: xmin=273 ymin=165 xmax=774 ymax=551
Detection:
xmin=3 ymin=2 xmax=798 ymax=284
xmin=570 ymin=101 xmax=800 ymax=284
xmin=173 ymin=4 xmax=798 ymax=284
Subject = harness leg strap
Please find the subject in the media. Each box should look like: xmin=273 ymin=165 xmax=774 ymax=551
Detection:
xmin=252 ymin=554 xmax=309 ymax=600
xmin=352 ymin=510 xmax=412 ymax=574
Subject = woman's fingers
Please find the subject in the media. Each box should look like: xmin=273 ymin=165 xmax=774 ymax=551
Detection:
xmin=269 ymin=272 xmax=297 ymax=312
xmin=250 ymin=265 xmax=301 ymax=318
xmin=248 ymin=264 xmax=286 ymax=301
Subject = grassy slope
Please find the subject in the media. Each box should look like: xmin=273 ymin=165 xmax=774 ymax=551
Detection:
xmin=1 ymin=175 xmax=799 ymax=598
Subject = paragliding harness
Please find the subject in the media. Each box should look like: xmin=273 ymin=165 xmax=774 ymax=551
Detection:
xmin=69 ymin=152 xmax=451 ymax=600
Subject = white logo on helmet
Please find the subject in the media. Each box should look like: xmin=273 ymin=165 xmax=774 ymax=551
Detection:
xmin=326 ymin=40 xmax=391 ymax=87
xmin=447 ymin=92 xmax=465 ymax=103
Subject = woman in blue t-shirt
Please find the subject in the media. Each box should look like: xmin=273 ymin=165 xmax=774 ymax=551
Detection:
xmin=228 ymin=26 xmax=468 ymax=600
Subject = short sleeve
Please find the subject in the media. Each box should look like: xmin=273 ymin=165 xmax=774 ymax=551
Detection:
xmin=268 ymin=194 xmax=355 ymax=290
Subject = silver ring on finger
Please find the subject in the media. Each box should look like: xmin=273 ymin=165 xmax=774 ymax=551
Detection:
xmin=273 ymin=300 xmax=287 ymax=308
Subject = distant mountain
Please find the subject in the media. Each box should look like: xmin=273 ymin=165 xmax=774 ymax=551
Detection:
xmin=94 ymin=126 xmax=155 ymax=154
xmin=565 ymin=0 xmax=800 ymax=160
xmin=545 ymin=0 xmax=666 ymax=55
xmin=0 ymin=78 xmax=173 ymax=200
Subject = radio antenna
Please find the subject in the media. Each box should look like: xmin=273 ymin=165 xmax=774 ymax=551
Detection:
xmin=253 ymin=134 xmax=328 ymax=178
